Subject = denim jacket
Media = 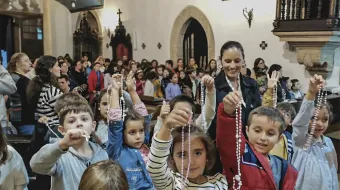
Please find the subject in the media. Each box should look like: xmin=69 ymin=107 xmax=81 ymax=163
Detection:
xmin=107 ymin=114 xmax=153 ymax=190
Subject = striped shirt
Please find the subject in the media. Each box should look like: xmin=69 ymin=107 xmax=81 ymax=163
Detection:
xmin=35 ymin=85 xmax=63 ymax=128
xmin=147 ymin=134 xmax=228 ymax=190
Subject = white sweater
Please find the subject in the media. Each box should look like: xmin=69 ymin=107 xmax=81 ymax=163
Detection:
xmin=0 ymin=145 xmax=29 ymax=190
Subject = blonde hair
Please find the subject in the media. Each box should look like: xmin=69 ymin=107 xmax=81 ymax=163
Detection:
xmin=78 ymin=160 xmax=129 ymax=190
xmin=7 ymin=53 xmax=27 ymax=74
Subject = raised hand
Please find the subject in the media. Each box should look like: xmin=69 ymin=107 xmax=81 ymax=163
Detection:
xmin=201 ymin=75 xmax=215 ymax=92
xmin=111 ymin=74 xmax=122 ymax=91
xmin=163 ymin=107 xmax=191 ymax=130
xmin=126 ymin=71 xmax=136 ymax=92
xmin=58 ymin=129 xmax=89 ymax=150
xmin=308 ymin=74 xmax=325 ymax=94
xmin=267 ymin=70 xmax=279 ymax=89
xmin=223 ymin=91 xmax=242 ymax=115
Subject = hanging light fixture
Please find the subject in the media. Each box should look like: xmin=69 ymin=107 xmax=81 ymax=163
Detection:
xmin=71 ymin=0 xmax=76 ymax=8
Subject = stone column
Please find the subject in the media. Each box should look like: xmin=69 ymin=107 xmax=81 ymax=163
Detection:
xmin=43 ymin=0 xmax=52 ymax=55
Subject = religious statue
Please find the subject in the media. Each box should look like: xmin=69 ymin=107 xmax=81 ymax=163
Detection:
xmin=0 ymin=0 xmax=40 ymax=12
xmin=243 ymin=8 xmax=254 ymax=28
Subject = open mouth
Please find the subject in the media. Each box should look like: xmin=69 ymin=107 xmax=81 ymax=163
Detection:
xmin=315 ymin=128 xmax=324 ymax=132
xmin=256 ymin=142 xmax=267 ymax=148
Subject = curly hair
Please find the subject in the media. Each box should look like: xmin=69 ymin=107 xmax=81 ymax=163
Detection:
xmin=7 ymin=53 xmax=27 ymax=74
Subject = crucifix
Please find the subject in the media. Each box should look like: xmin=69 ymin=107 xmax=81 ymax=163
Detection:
xmin=117 ymin=9 xmax=123 ymax=25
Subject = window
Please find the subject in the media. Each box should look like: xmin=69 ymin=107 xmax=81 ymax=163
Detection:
xmin=22 ymin=18 xmax=43 ymax=40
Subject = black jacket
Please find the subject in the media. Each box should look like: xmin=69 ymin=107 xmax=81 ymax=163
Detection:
xmin=209 ymin=72 xmax=261 ymax=140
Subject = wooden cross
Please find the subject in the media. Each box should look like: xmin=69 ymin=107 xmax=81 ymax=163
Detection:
xmin=259 ymin=41 xmax=268 ymax=50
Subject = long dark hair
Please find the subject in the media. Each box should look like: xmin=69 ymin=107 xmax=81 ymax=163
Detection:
xmin=220 ymin=41 xmax=245 ymax=60
xmin=27 ymin=55 xmax=60 ymax=111
xmin=253 ymin=58 xmax=268 ymax=73
xmin=0 ymin=124 xmax=8 ymax=165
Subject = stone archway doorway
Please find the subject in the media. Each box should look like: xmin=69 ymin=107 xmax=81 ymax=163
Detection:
xmin=170 ymin=6 xmax=215 ymax=68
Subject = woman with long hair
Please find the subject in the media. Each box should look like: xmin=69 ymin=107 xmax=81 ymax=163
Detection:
xmin=251 ymin=57 xmax=268 ymax=79
xmin=7 ymin=53 xmax=36 ymax=135
xmin=0 ymin=123 xmax=29 ymax=189
xmin=27 ymin=55 xmax=62 ymax=142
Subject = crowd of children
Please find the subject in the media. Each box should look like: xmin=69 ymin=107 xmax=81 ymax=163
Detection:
xmin=0 ymin=40 xmax=338 ymax=190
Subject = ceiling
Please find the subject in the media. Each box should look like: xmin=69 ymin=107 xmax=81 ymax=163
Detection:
xmin=55 ymin=0 xmax=104 ymax=13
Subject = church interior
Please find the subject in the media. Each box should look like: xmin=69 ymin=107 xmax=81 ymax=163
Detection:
xmin=0 ymin=0 xmax=340 ymax=189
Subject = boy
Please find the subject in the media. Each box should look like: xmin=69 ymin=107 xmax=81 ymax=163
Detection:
xmin=216 ymin=91 xmax=298 ymax=189
xmin=165 ymin=72 xmax=181 ymax=100
xmin=30 ymin=103 xmax=108 ymax=190
xmin=88 ymin=62 xmax=104 ymax=104
xmin=270 ymin=102 xmax=296 ymax=162
xmin=290 ymin=79 xmax=303 ymax=99
xmin=156 ymin=65 xmax=164 ymax=80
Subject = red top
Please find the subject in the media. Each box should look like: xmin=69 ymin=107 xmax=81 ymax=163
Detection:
xmin=216 ymin=103 xmax=298 ymax=190
xmin=88 ymin=70 xmax=104 ymax=92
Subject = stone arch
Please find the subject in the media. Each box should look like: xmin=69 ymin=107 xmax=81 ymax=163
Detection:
xmin=170 ymin=6 xmax=215 ymax=66
xmin=76 ymin=10 xmax=103 ymax=36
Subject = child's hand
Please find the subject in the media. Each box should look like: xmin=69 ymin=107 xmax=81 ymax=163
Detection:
xmin=126 ymin=71 xmax=136 ymax=92
xmin=201 ymin=75 xmax=215 ymax=92
xmin=38 ymin=116 xmax=49 ymax=124
xmin=223 ymin=91 xmax=242 ymax=115
xmin=267 ymin=70 xmax=279 ymax=89
xmin=111 ymin=74 xmax=122 ymax=91
xmin=308 ymin=74 xmax=325 ymax=94
xmin=163 ymin=107 xmax=191 ymax=130
xmin=59 ymin=129 xmax=89 ymax=151
xmin=160 ymin=104 xmax=170 ymax=119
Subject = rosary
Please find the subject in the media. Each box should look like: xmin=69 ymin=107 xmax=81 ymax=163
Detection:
xmin=107 ymin=75 xmax=126 ymax=123
xmin=226 ymin=76 xmax=243 ymax=190
xmin=201 ymin=84 xmax=207 ymax=132
xmin=303 ymin=86 xmax=327 ymax=150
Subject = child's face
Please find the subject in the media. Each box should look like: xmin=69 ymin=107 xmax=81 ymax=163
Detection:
xmin=293 ymin=82 xmax=300 ymax=90
xmin=171 ymin=74 xmax=178 ymax=84
xmin=279 ymin=110 xmax=292 ymax=130
xmin=286 ymin=80 xmax=292 ymax=90
xmin=157 ymin=68 xmax=163 ymax=76
xmin=190 ymin=71 xmax=197 ymax=79
xmin=180 ymin=71 xmax=185 ymax=79
xmin=59 ymin=111 xmax=96 ymax=139
xmin=124 ymin=120 xmax=145 ymax=149
xmin=94 ymin=64 xmax=100 ymax=71
xmin=117 ymin=60 xmax=123 ymax=66
xmin=137 ymin=72 xmax=143 ymax=80
xmin=172 ymin=137 xmax=207 ymax=180
xmin=246 ymin=115 xmax=282 ymax=155
xmin=163 ymin=70 xmax=169 ymax=78
xmin=309 ymin=108 xmax=329 ymax=138
xmin=131 ymin=65 xmax=137 ymax=73
xmin=99 ymin=93 xmax=109 ymax=120
xmin=198 ymin=72 xmax=204 ymax=78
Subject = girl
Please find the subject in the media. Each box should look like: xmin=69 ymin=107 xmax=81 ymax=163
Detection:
xmin=104 ymin=62 xmax=116 ymax=88
xmin=251 ymin=57 xmax=268 ymax=79
xmin=135 ymin=69 xmax=144 ymax=96
xmin=78 ymin=160 xmax=129 ymax=190
xmin=7 ymin=53 xmax=35 ymax=135
xmin=206 ymin=59 xmax=217 ymax=78
xmin=0 ymin=123 xmax=29 ymax=189
xmin=174 ymin=58 xmax=184 ymax=73
xmin=150 ymin=59 xmax=158 ymax=69
xmin=27 ymin=55 xmax=63 ymax=142
xmin=147 ymin=107 xmax=228 ymax=189
xmin=143 ymin=70 xmax=156 ymax=97
xmin=106 ymin=73 xmax=153 ymax=189
xmin=291 ymin=75 xmax=338 ymax=190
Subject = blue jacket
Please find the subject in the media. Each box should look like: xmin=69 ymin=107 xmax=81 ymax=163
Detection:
xmin=107 ymin=115 xmax=153 ymax=190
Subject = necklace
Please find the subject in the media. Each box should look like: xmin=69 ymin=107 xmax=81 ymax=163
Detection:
xmin=107 ymin=76 xmax=126 ymax=122
xmin=181 ymin=114 xmax=192 ymax=189
xmin=303 ymin=86 xmax=326 ymax=150
xmin=233 ymin=103 xmax=242 ymax=190
xmin=201 ymin=84 xmax=207 ymax=132
xmin=226 ymin=75 xmax=245 ymax=107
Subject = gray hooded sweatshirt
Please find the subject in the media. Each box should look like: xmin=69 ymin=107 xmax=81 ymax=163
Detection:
xmin=30 ymin=141 xmax=108 ymax=190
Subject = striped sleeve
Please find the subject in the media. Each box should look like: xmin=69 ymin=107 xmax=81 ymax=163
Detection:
xmin=147 ymin=133 xmax=174 ymax=190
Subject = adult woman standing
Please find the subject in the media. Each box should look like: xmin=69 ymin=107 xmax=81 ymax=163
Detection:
xmin=7 ymin=53 xmax=35 ymax=135
xmin=27 ymin=55 xmax=63 ymax=141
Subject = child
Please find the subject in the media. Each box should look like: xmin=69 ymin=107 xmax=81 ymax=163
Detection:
xmin=106 ymin=73 xmax=153 ymax=189
xmin=135 ymin=69 xmax=144 ymax=96
xmin=30 ymin=103 xmax=109 ymax=190
xmin=291 ymin=75 xmax=338 ymax=190
xmin=154 ymin=75 xmax=216 ymax=134
xmin=196 ymin=67 xmax=204 ymax=81
xmin=78 ymin=160 xmax=129 ymax=190
xmin=0 ymin=124 xmax=29 ymax=189
xmin=217 ymin=92 xmax=298 ymax=189
xmin=161 ymin=68 xmax=171 ymax=95
xmin=143 ymin=70 xmax=156 ymax=97
xmin=165 ymin=72 xmax=181 ymax=100
xmin=88 ymin=62 xmax=104 ymax=104
xmin=156 ymin=65 xmax=164 ymax=80
xmin=270 ymin=102 xmax=297 ymax=162
xmin=147 ymin=107 xmax=228 ymax=189
xmin=290 ymin=79 xmax=304 ymax=99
